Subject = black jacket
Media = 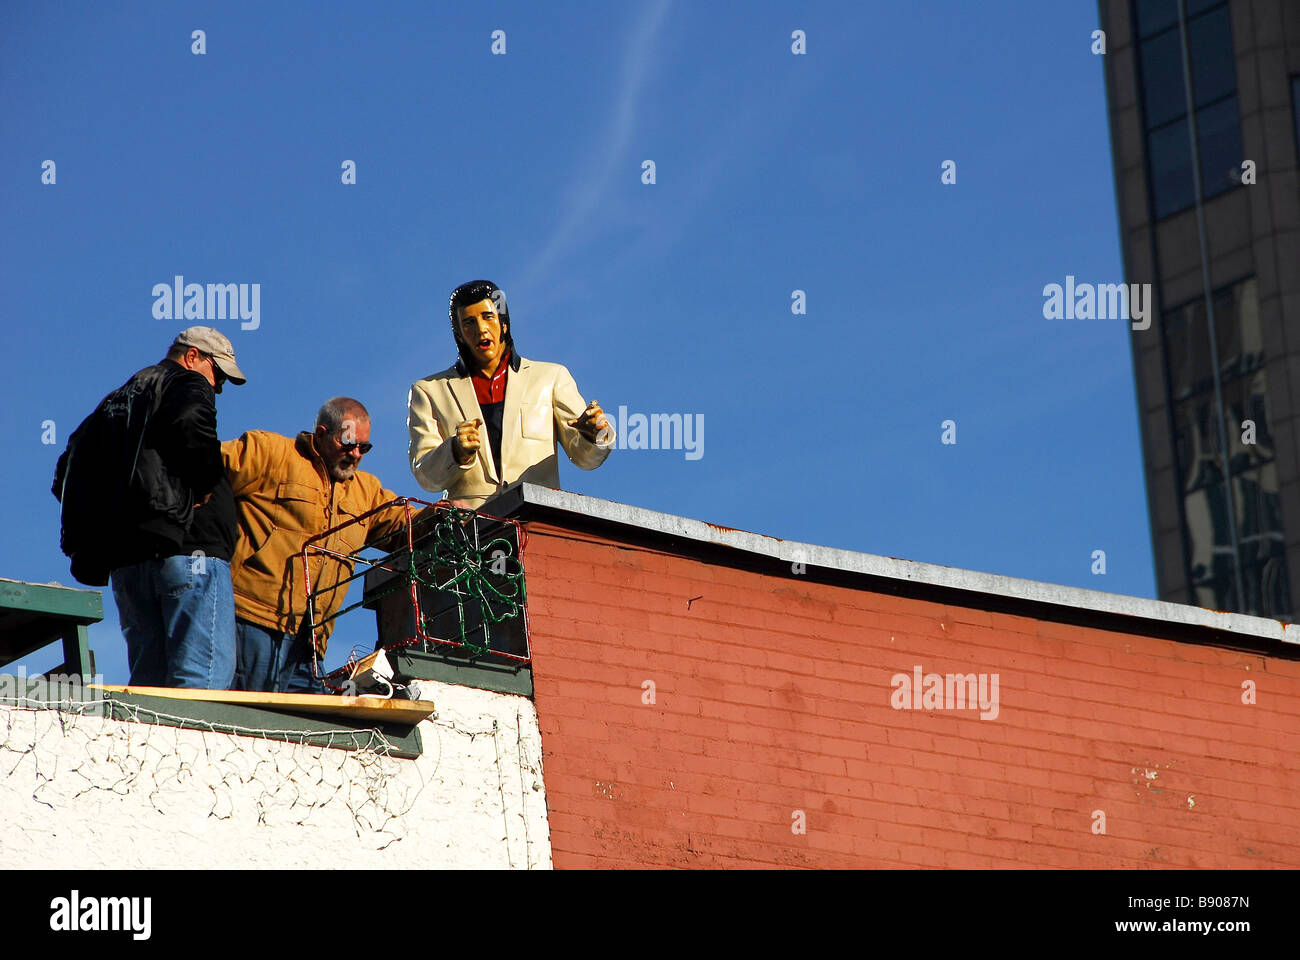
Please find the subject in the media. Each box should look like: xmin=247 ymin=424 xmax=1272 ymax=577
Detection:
xmin=52 ymin=360 xmax=225 ymax=585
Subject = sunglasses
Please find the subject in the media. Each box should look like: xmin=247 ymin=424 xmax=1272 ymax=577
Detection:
xmin=336 ymin=437 xmax=373 ymax=455
xmin=204 ymin=354 xmax=227 ymax=386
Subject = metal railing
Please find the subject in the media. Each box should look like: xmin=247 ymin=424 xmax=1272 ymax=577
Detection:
xmin=299 ymin=497 xmax=530 ymax=690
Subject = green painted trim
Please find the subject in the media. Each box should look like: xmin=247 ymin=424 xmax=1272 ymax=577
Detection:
xmin=62 ymin=624 xmax=93 ymax=678
xmin=389 ymin=648 xmax=534 ymax=698
xmin=0 ymin=580 xmax=103 ymax=622
xmin=102 ymin=692 xmax=424 ymax=759
xmin=0 ymin=679 xmax=423 ymax=760
xmin=0 ymin=581 xmax=102 ymax=675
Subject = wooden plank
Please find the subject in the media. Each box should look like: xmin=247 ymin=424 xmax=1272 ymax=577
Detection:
xmin=97 ymin=689 xmax=424 ymax=759
xmin=0 ymin=579 xmax=103 ymax=623
xmin=89 ymin=684 xmax=436 ymax=726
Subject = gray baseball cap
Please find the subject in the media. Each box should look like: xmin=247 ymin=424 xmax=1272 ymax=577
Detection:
xmin=172 ymin=326 xmax=247 ymax=384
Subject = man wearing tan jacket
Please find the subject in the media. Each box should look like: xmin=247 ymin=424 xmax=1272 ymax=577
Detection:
xmin=408 ymin=280 xmax=615 ymax=509
xmin=223 ymin=397 xmax=407 ymax=692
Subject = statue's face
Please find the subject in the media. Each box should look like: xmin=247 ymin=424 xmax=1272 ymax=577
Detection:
xmin=455 ymin=298 xmax=509 ymax=371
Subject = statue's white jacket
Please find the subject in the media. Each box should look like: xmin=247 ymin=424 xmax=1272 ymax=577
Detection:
xmin=408 ymin=357 xmax=614 ymax=509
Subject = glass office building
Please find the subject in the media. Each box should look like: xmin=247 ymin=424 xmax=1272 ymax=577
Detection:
xmin=1098 ymin=0 xmax=1300 ymax=617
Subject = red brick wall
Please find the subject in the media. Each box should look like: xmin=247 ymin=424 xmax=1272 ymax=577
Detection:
xmin=522 ymin=520 xmax=1300 ymax=869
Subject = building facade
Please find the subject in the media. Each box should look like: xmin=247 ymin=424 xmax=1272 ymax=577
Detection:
xmin=4 ymin=485 xmax=1298 ymax=868
xmin=1098 ymin=0 xmax=1300 ymax=617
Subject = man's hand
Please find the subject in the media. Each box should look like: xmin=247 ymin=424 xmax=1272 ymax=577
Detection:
xmin=568 ymin=400 xmax=610 ymax=443
xmin=452 ymin=419 xmax=482 ymax=465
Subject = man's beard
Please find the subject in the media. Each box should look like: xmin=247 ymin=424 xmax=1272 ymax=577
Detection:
xmin=329 ymin=462 xmax=358 ymax=482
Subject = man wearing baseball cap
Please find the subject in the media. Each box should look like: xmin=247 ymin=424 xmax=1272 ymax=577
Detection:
xmin=53 ymin=326 xmax=247 ymax=689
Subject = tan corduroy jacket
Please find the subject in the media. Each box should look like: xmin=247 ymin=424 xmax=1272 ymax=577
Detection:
xmin=407 ymin=356 xmax=614 ymax=509
xmin=223 ymin=430 xmax=407 ymax=652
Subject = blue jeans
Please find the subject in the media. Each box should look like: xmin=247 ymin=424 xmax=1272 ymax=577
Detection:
xmin=111 ymin=555 xmax=237 ymax=689
xmin=234 ymin=619 xmax=325 ymax=694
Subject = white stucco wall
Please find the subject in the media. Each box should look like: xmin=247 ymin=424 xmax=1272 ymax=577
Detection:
xmin=0 ymin=680 xmax=551 ymax=869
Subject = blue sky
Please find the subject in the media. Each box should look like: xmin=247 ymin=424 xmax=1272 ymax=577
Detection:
xmin=2 ymin=1 xmax=1152 ymax=683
